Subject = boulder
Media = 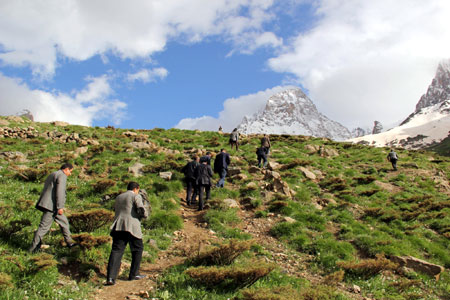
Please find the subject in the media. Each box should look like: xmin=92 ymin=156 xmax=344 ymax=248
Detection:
xmin=248 ymin=166 xmax=261 ymax=174
xmin=86 ymin=139 xmax=100 ymax=146
xmin=223 ymin=199 xmax=240 ymax=209
xmin=323 ymin=148 xmax=339 ymax=157
xmin=1 ymin=151 xmax=28 ymax=163
xmin=159 ymin=171 xmax=172 ymax=181
xmin=305 ymin=144 xmax=320 ymax=153
xmin=233 ymin=173 xmax=248 ymax=181
xmin=227 ymin=166 xmax=241 ymax=176
xmin=390 ymin=255 xmax=444 ymax=279
xmin=51 ymin=121 xmax=69 ymax=127
xmin=264 ymin=170 xmax=281 ymax=181
xmin=245 ymin=182 xmax=258 ymax=190
xmin=272 ymin=178 xmax=291 ymax=197
xmin=123 ymin=131 xmax=137 ymax=137
xmin=74 ymin=146 xmax=88 ymax=158
xmin=128 ymin=162 xmax=145 ymax=177
xmin=299 ymin=167 xmax=316 ymax=180
xmin=129 ymin=141 xmax=152 ymax=150
xmin=267 ymin=161 xmax=281 ymax=170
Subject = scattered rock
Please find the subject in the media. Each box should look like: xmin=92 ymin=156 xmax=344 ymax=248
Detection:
xmin=159 ymin=171 xmax=173 ymax=181
xmin=129 ymin=162 xmax=145 ymax=177
xmin=351 ymin=284 xmax=361 ymax=293
xmin=227 ymin=166 xmax=241 ymax=176
xmin=6 ymin=116 xmax=25 ymax=123
xmin=245 ymin=182 xmax=258 ymax=190
xmin=74 ymin=146 xmax=88 ymax=157
xmin=233 ymin=173 xmax=248 ymax=181
xmin=374 ymin=180 xmax=400 ymax=193
xmin=248 ymin=166 xmax=261 ymax=174
xmin=1 ymin=151 xmax=28 ymax=163
xmin=123 ymin=131 xmax=138 ymax=137
xmin=223 ymin=198 xmax=240 ymax=209
xmin=51 ymin=121 xmax=70 ymax=127
xmin=299 ymin=166 xmax=316 ymax=180
xmin=267 ymin=161 xmax=281 ymax=170
xmin=283 ymin=217 xmax=296 ymax=223
xmin=390 ymin=255 xmax=444 ymax=280
xmin=129 ymin=141 xmax=152 ymax=150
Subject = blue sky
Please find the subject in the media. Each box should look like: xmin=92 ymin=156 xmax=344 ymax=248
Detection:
xmin=1 ymin=0 xmax=450 ymax=132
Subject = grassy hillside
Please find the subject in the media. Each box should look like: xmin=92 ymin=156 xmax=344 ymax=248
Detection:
xmin=0 ymin=116 xmax=449 ymax=300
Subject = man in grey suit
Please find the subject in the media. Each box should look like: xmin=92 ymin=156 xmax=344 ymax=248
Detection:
xmin=106 ymin=181 xmax=149 ymax=285
xmin=29 ymin=163 xmax=76 ymax=253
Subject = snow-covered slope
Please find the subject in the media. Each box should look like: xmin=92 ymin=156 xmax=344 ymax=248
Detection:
xmin=350 ymin=100 xmax=450 ymax=149
xmin=350 ymin=60 xmax=450 ymax=149
xmin=237 ymin=88 xmax=351 ymax=141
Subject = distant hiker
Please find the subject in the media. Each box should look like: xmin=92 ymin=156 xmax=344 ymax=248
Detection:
xmin=260 ymin=134 xmax=271 ymax=155
xmin=218 ymin=125 xmax=223 ymax=134
xmin=195 ymin=160 xmax=213 ymax=211
xmin=181 ymin=156 xmax=200 ymax=205
xmin=387 ymin=149 xmax=398 ymax=171
xmin=214 ymin=148 xmax=231 ymax=188
xmin=200 ymin=151 xmax=212 ymax=165
xmin=106 ymin=182 xmax=149 ymax=285
xmin=229 ymin=128 xmax=239 ymax=151
xmin=29 ymin=163 xmax=77 ymax=253
xmin=256 ymin=146 xmax=268 ymax=168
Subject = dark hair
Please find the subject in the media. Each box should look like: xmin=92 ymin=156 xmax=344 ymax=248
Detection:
xmin=60 ymin=163 xmax=74 ymax=170
xmin=127 ymin=182 xmax=140 ymax=191
xmin=220 ymin=148 xmax=225 ymax=152
xmin=206 ymin=151 xmax=211 ymax=155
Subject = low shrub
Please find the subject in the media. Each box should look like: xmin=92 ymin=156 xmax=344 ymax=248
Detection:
xmin=71 ymin=233 xmax=111 ymax=249
xmin=337 ymin=253 xmax=399 ymax=278
xmin=29 ymin=253 xmax=58 ymax=273
xmin=144 ymin=210 xmax=183 ymax=231
xmin=92 ymin=179 xmax=116 ymax=193
xmin=191 ymin=239 xmax=253 ymax=266
xmin=0 ymin=272 xmax=13 ymax=290
xmin=0 ymin=219 xmax=32 ymax=239
xmin=185 ymin=261 xmax=275 ymax=288
xmin=68 ymin=209 xmax=114 ymax=233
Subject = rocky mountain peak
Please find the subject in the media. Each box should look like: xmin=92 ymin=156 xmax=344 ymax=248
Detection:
xmin=238 ymin=88 xmax=351 ymax=141
xmin=415 ymin=60 xmax=450 ymax=112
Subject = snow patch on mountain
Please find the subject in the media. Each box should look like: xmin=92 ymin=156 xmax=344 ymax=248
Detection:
xmin=238 ymin=88 xmax=351 ymax=141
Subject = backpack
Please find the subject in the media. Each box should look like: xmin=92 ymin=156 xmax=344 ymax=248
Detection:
xmin=389 ymin=151 xmax=398 ymax=160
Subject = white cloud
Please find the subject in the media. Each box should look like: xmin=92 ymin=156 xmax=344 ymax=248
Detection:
xmin=0 ymin=0 xmax=279 ymax=76
xmin=0 ymin=73 xmax=126 ymax=126
xmin=268 ymin=0 xmax=450 ymax=129
xmin=175 ymin=85 xmax=295 ymax=131
xmin=127 ymin=67 xmax=169 ymax=83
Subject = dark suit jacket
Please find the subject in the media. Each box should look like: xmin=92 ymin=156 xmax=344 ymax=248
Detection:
xmin=195 ymin=164 xmax=213 ymax=186
xmin=214 ymin=152 xmax=230 ymax=174
xmin=35 ymin=170 xmax=67 ymax=212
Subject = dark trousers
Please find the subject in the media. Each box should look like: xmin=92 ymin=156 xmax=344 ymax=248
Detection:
xmin=198 ymin=184 xmax=211 ymax=210
xmin=216 ymin=168 xmax=227 ymax=187
xmin=107 ymin=231 xmax=143 ymax=280
xmin=390 ymin=158 xmax=398 ymax=170
xmin=185 ymin=178 xmax=198 ymax=204
xmin=257 ymin=154 xmax=267 ymax=168
xmin=230 ymin=140 xmax=239 ymax=151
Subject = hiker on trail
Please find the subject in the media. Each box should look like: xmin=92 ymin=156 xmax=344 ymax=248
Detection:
xmin=195 ymin=160 xmax=213 ymax=211
xmin=214 ymin=148 xmax=231 ymax=188
xmin=218 ymin=125 xmax=223 ymax=134
xmin=387 ymin=149 xmax=398 ymax=171
xmin=106 ymin=182 xmax=149 ymax=285
xmin=200 ymin=151 xmax=212 ymax=165
xmin=181 ymin=156 xmax=200 ymax=205
xmin=256 ymin=146 xmax=268 ymax=168
xmin=260 ymin=134 xmax=271 ymax=155
xmin=229 ymin=128 xmax=239 ymax=151
xmin=29 ymin=163 xmax=77 ymax=253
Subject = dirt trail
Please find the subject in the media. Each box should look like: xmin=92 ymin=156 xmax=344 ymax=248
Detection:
xmin=94 ymin=184 xmax=365 ymax=300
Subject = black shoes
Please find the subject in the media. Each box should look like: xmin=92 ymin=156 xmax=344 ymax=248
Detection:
xmin=67 ymin=242 xmax=79 ymax=248
xmin=129 ymin=274 xmax=147 ymax=281
xmin=106 ymin=278 xmax=115 ymax=285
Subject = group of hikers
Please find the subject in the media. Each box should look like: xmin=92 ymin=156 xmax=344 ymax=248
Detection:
xmin=26 ymin=129 xmax=400 ymax=287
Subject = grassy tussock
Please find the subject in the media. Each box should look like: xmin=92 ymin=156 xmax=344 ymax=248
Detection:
xmin=92 ymin=179 xmax=116 ymax=193
xmin=68 ymin=209 xmax=114 ymax=233
xmin=0 ymin=219 xmax=31 ymax=239
xmin=185 ymin=261 xmax=275 ymax=288
xmin=192 ymin=239 xmax=253 ymax=266
xmin=337 ymin=253 xmax=399 ymax=277
xmin=0 ymin=272 xmax=13 ymax=290
xmin=238 ymin=285 xmax=340 ymax=300
xmin=30 ymin=253 xmax=58 ymax=272
xmin=71 ymin=233 xmax=111 ymax=249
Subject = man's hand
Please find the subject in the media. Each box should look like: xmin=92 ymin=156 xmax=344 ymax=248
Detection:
xmin=57 ymin=208 xmax=64 ymax=215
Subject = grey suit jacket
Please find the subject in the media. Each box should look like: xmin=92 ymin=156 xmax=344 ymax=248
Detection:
xmin=35 ymin=170 xmax=67 ymax=212
xmin=110 ymin=190 xmax=148 ymax=239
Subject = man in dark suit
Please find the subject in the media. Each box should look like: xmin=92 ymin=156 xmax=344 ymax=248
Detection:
xmin=194 ymin=161 xmax=213 ymax=211
xmin=214 ymin=148 xmax=231 ymax=188
xmin=29 ymin=163 xmax=76 ymax=253
xmin=181 ymin=156 xmax=200 ymax=205
xmin=106 ymin=182 xmax=149 ymax=285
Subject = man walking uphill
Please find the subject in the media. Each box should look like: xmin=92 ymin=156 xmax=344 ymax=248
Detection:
xmin=29 ymin=163 xmax=77 ymax=253
xmin=106 ymin=182 xmax=149 ymax=285
xmin=195 ymin=160 xmax=213 ymax=211
xmin=181 ymin=156 xmax=200 ymax=205
xmin=387 ymin=149 xmax=398 ymax=171
xmin=214 ymin=148 xmax=230 ymax=188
